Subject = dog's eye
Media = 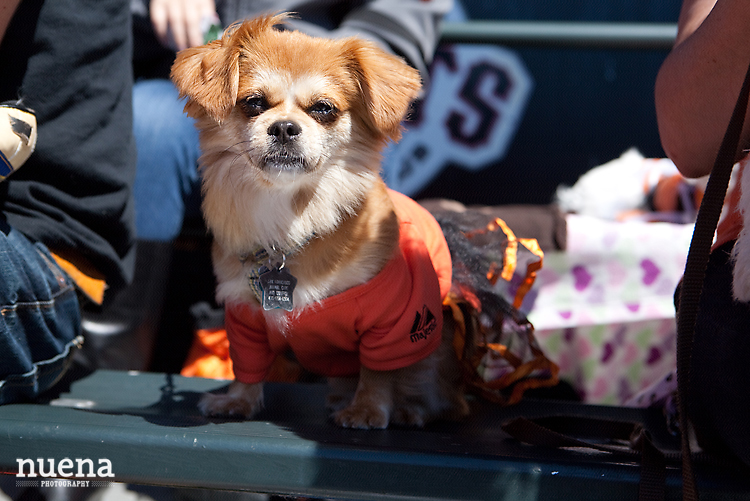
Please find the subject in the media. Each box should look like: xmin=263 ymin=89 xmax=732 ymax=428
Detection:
xmin=240 ymin=96 xmax=268 ymax=117
xmin=308 ymin=101 xmax=337 ymax=123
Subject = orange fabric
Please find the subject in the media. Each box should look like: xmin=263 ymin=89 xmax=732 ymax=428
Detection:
xmin=444 ymin=293 xmax=467 ymax=360
xmin=444 ymin=293 xmax=559 ymax=406
xmin=464 ymin=217 xmax=543 ymax=309
xmin=493 ymin=218 xmax=518 ymax=282
xmin=515 ymin=237 xmax=544 ymax=309
xmin=224 ymin=189 xmax=452 ymax=384
xmin=181 ymin=327 xmax=306 ymax=382
xmin=181 ymin=327 xmax=235 ymax=380
xmin=50 ymin=250 xmax=107 ymax=304
xmin=652 ymin=174 xmax=685 ymax=212
xmin=489 ymin=217 xmax=544 ymax=309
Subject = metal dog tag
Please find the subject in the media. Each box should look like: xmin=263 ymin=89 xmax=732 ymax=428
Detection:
xmin=258 ymin=267 xmax=297 ymax=311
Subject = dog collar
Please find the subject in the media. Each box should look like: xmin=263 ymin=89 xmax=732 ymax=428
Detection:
xmin=241 ymin=250 xmax=297 ymax=312
xmin=238 ymin=236 xmax=314 ymax=311
xmin=238 ymin=236 xmax=313 ymax=268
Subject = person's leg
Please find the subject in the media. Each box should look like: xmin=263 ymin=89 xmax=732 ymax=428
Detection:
xmin=132 ymin=79 xmax=202 ymax=241
xmin=0 ymin=218 xmax=81 ymax=404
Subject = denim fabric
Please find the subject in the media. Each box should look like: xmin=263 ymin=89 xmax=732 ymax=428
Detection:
xmin=133 ymin=79 xmax=202 ymax=241
xmin=0 ymin=220 xmax=82 ymax=404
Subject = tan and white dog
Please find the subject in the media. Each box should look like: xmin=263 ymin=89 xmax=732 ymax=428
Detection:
xmin=170 ymin=14 xmax=468 ymax=428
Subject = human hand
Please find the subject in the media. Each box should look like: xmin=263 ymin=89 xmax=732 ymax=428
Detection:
xmin=150 ymin=0 xmax=218 ymax=51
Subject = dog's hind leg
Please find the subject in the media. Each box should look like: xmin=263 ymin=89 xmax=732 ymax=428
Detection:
xmin=326 ymin=376 xmax=358 ymax=413
xmin=333 ymin=367 xmax=394 ymax=429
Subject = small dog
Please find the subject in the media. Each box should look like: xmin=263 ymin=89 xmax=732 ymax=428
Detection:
xmin=171 ymin=14 xmax=468 ymax=428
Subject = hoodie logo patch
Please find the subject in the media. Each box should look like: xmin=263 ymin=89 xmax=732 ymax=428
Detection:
xmin=409 ymin=305 xmax=437 ymax=343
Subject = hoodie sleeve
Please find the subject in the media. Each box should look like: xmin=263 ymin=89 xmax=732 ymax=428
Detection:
xmin=224 ymin=302 xmax=277 ymax=384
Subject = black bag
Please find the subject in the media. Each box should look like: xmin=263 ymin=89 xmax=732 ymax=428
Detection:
xmin=674 ymin=57 xmax=750 ymax=496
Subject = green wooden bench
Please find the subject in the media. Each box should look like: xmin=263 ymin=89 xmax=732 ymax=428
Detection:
xmin=1 ymin=369 xmax=749 ymax=500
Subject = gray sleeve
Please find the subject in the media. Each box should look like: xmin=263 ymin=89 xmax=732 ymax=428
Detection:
xmin=325 ymin=0 xmax=453 ymax=79
xmin=217 ymin=0 xmax=453 ymax=87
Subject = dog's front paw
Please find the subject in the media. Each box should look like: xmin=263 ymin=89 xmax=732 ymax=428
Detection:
xmin=198 ymin=392 xmax=260 ymax=418
xmin=198 ymin=381 xmax=264 ymax=419
xmin=334 ymin=403 xmax=390 ymax=429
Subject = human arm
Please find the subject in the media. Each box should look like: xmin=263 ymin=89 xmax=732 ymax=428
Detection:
xmin=149 ymin=0 xmax=217 ymax=50
xmin=655 ymin=0 xmax=750 ymax=178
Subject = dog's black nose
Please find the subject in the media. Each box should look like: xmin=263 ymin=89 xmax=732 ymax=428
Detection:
xmin=268 ymin=121 xmax=301 ymax=144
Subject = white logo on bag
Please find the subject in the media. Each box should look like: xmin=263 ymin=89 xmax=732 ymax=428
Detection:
xmin=382 ymin=43 xmax=533 ymax=196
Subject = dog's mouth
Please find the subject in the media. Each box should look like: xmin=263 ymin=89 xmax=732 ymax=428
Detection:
xmin=261 ymin=153 xmax=308 ymax=173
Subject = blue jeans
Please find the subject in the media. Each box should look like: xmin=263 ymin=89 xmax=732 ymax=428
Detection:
xmin=132 ymin=79 xmax=202 ymax=241
xmin=0 ymin=219 xmax=82 ymax=404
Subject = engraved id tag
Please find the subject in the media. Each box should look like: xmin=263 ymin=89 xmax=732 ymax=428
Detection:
xmin=258 ymin=267 xmax=297 ymax=311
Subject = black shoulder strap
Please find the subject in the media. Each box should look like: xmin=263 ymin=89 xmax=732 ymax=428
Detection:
xmin=675 ymin=58 xmax=750 ymax=501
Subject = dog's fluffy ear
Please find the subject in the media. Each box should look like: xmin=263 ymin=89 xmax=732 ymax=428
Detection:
xmin=343 ymin=39 xmax=422 ymax=141
xmin=170 ymin=39 xmax=240 ymax=123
